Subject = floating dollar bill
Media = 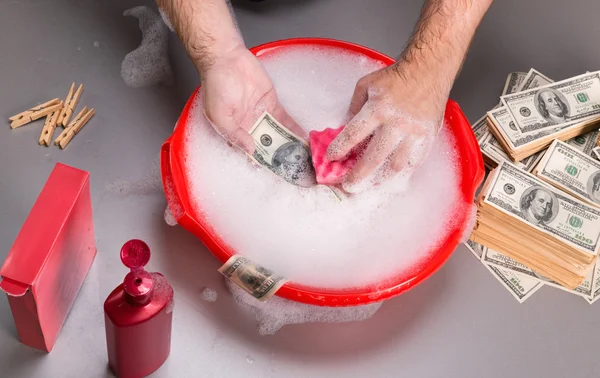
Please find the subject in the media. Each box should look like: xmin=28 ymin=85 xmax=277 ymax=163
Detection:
xmin=218 ymin=255 xmax=288 ymax=301
xmin=484 ymin=162 xmax=600 ymax=256
xmin=249 ymin=111 xmax=316 ymax=188
xmin=483 ymin=263 xmax=543 ymax=303
xmin=501 ymin=71 xmax=600 ymax=134
xmin=535 ymin=139 xmax=600 ymax=206
xmin=482 ymin=246 xmax=594 ymax=299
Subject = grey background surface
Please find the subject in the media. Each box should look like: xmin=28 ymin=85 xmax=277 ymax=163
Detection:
xmin=0 ymin=0 xmax=598 ymax=377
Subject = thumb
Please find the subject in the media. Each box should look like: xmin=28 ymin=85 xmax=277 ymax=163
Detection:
xmin=349 ymin=76 xmax=370 ymax=116
xmin=229 ymin=127 xmax=256 ymax=155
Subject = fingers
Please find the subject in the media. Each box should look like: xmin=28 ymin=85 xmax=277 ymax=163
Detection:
xmin=343 ymin=125 xmax=403 ymax=189
xmin=326 ymin=103 xmax=380 ymax=161
xmin=390 ymin=134 xmax=433 ymax=173
xmin=349 ymin=77 xmax=370 ymax=116
xmin=271 ymin=102 xmax=307 ymax=140
xmin=229 ymin=127 xmax=256 ymax=155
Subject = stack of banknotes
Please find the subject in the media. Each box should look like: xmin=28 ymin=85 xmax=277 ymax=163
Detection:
xmin=467 ymin=69 xmax=600 ymax=303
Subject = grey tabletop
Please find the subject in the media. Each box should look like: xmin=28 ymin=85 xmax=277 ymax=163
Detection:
xmin=1 ymin=1 xmax=599 ymax=377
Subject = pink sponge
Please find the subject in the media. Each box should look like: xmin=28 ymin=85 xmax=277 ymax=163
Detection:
xmin=309 ymin=126 xmax=368 ymax=185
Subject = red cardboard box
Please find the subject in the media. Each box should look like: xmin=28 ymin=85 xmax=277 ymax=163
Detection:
xmin=0 ymin=162 xmax=96 ymax=352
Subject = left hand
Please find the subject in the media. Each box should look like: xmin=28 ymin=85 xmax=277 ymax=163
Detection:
xmin=326 ymin=62 xmax=447 ymax=193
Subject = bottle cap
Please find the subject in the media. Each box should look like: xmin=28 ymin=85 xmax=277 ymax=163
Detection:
xmin=120 ymin=239 xmax=151 ymax=270
xmin=120 ymin=239 xmax=154 ymax=305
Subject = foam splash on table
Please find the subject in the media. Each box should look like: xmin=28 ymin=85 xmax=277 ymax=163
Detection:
xmin=225 ymin=279 xmax=382 ymax=335
xmin=122 ymin=6 xmax=173 ymax=88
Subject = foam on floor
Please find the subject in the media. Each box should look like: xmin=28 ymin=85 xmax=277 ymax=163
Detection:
xmin=122 ymin=6 xmax=173 ymax=87
xmin=183 ymin=45 xmax=465 ymax=289
xmin=225 ymin=279 xmax=382 ymax=335
xmin=201 ymin=287 xmax=218 ymax=302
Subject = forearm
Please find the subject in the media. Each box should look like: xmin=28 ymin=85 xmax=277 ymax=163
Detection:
xmin=156 ymin=0 xmax=244 ymax=76
xmin=399 ymin=0 xmax=493 ymax=93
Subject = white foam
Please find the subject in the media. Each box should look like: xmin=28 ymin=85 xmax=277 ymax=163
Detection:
xmin=164 ymin=206 xmax=178 ymax=226
xmin=225 ymin=279 xmax=382 ymax=335
xmin=183 ymin=45 xmax=465 ymax=289
xmin=201 ymin=287 xmax=218 ymax=302
xmin=122 ymin=6 xmax=173 ymax=88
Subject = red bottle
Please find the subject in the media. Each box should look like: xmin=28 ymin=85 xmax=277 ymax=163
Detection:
xmin=104 ymin=240 xmax=174 ymax=378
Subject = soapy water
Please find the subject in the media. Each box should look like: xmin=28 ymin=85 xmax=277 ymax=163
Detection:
xmin=122 ymin=6 xmax=173 ymax=88
xmin=225 ymin=279 xmax=382 ymax=335
xmin=201 ymin=287 xmax=218 ymax=302
xmin=183 ymin=45 xmax=465 ymax=289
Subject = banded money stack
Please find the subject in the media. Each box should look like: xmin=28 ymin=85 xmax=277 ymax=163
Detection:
xmin=471 ymin=162 xmax=600 ymax=289
xmin=485 ymin=70 xmax=600 ymax=162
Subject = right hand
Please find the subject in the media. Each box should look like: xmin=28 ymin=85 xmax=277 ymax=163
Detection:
xmin=199 ymin=44 xmax=304 ymax=154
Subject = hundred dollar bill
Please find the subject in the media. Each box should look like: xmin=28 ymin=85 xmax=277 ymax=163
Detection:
xmin=249 ymin=111 xmax=316 ymax=188
xmin=218 ymin=255 xmax=288 ymax=301
xmin=501 ymin=71 xmax=528 ymax=98
xmin=565 ymin=130 xmax=600 ymax=156
xmin=518 ymin=68 xmax=554 ymax=93
xmin=535 ymin=139 xmax=600 ymax=207
xmin=592 ymin=147 xmax=600 ymax=161
xmin=482 ymin=246 xmax=594 ymax=299
xmin=464 ymin=239 xmax=485 ymax=260
xmin=487 ymin=106 xmax=566 ymax=151
xmin=586 ymin=263 xmax=600 ymax=304
xmin=483 ymin=263 xmax=543 ymax=303
xmin=501 ymin=71 xmax=600 ymax=134
xmin=484 ymin=162 xmax=600 ymax=256
xmin=478 ymin=124 xmax=543 ymax=172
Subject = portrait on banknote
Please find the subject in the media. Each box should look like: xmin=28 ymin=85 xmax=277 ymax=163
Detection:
xmin=520 ymin=186 xmax=559 ymax=225
xmin=534 ymin=88 xmax=570 ymax=124
xmin=587 ymin=171 xmax=600 ymax=203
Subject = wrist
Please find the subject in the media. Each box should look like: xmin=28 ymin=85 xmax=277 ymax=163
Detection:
xmin=191 ymin=35 xmax=245 ymax=78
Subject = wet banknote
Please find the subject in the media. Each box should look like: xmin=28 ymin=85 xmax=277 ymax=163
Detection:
xmin=482 ymin=246 xmax=595 ymax=299
xmin=249 ymin=111 xmax=316 ymax=188
xmin=218 ymin=255 xmax=288 ymax=301
xmin=501 ymin=71 xmax=600 ymax=134
xmin=535 ymin=139 xmax=600 ymax=206
xmin=484 ymin=161 xmax=600 ymax=256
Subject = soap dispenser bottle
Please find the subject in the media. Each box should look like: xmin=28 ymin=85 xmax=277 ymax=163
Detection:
xmin=104 ymin=239 xmax=174 ymax=378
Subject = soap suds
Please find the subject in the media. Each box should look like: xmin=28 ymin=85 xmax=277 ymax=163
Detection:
xmin=183 ymin=45 xmax=465 ymax=289
xmin=201 ymin=287 xmax=218 ymax=302
xmin=122 ymin=6 xmax=173 ymax=88
xmin=226 ymin=279 xmax=383 ymax=335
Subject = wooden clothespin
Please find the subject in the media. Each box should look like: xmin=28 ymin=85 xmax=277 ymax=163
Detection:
xmin=9 ymin=98 xmax=62 ymax=129
xmin=54 ymin=106 xmax=94 ymax=149
xmin=39 ymin=101 xmax=64 ymax=146
xmin=57 ymin=83 xmax=84 ymax=127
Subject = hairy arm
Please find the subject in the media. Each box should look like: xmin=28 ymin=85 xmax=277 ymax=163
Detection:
xmin=156 ymin=0 xmax=244 ymax=78
xmin=396 ymin=0 xmax=493 ymax=106
xmin=329 ymin=0 xmax=494 ymax=192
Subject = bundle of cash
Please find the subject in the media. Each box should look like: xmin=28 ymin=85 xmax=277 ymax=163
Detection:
xmin=470 ymin=161 xmax=600 ymax=289
xmin=464 ymin=239 xmax=600 ymax=304
xmin=485 ymin=70 xmax=600 ymax=162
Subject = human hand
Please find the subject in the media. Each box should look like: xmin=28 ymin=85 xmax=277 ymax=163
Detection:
xmin=326 ymin=62 xmax=447 ymax=193
xmin=199 ymin=45 xmax=304 ymax=154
